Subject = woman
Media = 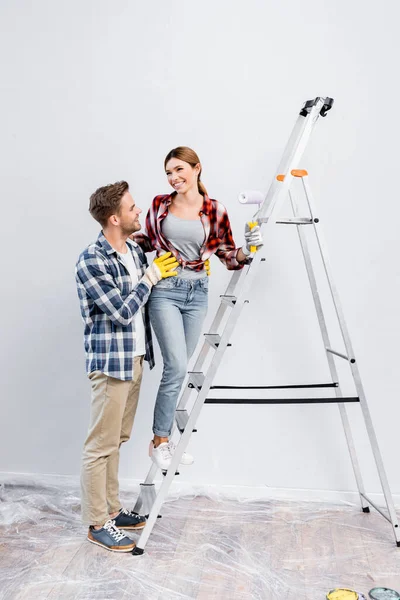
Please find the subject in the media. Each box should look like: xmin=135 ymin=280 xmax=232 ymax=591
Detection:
xmin=136 ymin=147 xmax=263 ymax=469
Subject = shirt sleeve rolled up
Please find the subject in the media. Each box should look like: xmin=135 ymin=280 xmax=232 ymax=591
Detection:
xmin=76 ymin=254 xmax=151 ymax=327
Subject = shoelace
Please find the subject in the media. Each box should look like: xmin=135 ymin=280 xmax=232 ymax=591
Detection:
xmin=120 ymin=508 xmax=140 ymax=519
xmin=167 ymin=441 xmax=187 ymax=455
xmin=157 ymin=443 xmax=173 ymax=460
xmin=167 ymin=441 xmax=177 ymax=453
xmin=103 ymin=519 xmax=125 ymax=542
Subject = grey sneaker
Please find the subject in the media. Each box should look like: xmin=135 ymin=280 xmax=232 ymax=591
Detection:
xmin=87 ymin=519 xmax=135 ymax=552
xmin=113 ymin=508 xmax=146 ymax=530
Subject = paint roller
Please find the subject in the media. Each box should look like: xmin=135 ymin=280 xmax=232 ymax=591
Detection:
xmin=238 ymin=190 xmax=264 ymax=253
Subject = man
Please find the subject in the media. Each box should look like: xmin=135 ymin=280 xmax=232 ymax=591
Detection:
xmin=75 ymin=181 xmax=178 ymax=552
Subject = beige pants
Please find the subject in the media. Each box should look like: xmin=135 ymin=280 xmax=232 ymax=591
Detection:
xmin=81 ymin=356 xmax=143 ymax=526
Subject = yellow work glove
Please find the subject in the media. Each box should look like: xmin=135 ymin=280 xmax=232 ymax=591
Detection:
xmin=242 ymin=222 xmax=263 ymax=256
xmin=154 ymin=252 xmax=179 ymax=278
xmin=142 ymin=252 xmax=179 ymax=287
xmin=204 ymin=259 xmax=210 ymax=276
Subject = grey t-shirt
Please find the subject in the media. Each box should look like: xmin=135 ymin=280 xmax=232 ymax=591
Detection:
xmin=161 ymin=212 xmax=206 ymax=280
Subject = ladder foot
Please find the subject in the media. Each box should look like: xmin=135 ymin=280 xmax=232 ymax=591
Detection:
xmin=397 ymin=541 xmax=400 ymax=548
xmin=132 ymin=546 xmax=144 ymax=556
xmin=362 ymin=506 xmax=370 ymax=513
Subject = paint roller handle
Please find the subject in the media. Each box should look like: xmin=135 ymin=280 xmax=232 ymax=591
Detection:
xmin=248 ymin=221 xmax=258 ymax=253
xmin=242 ymin=221 xmax=263 ymax=256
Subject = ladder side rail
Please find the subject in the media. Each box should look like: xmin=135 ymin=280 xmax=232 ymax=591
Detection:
xmin=135 ymin=277 xmax=247 ymax=506
xmin=175 ymin=338 xmax=215 ymax=412
xmin=302 ymin=176 xmax=358 ymax=361
xmin=289 ymin=190 xmax=368 ymax=509
xmin=301 ymin=177 xmax=400 ymax=542
xmin=176 ymin=271 xmax=244 ymax=412
xmin=136 ymin=309 xmax=249 ymax=551
xmin=175 ymin=99 xmax=325 ymax=415
xmin=173 ymin=132 xmax=308 ymax=416
xmin=260 ymin=98 xmax=322 ymax=220
xmin=258 ymin=98 xmax=326 ymax=223
xmin=176 ymin=130 xmax=326 ymax=428
xmin=177 ymin=247 xmax=263 ymax=413
xmin=176 ymin=300 xmax=233 ymax=411
xmin=275 ymin=106 xmax=311 ymax=171
xmin=191 ymin=271 xmax=243 ymax=368
xmin=224 ymin=269 xmax=244 ymax=298
xmin=136 ymin=265 xmax=259 ymax=550
xmin=174 ymin=339 xmax=211 ymax=412
xmin=259 ymin=113 xmax=310 ymax=217
xmin=135 ymin=352 xmax=238 ymax=544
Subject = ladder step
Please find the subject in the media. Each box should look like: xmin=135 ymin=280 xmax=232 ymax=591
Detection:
xmin=220 ymin=295 xmax=237 ymax=306
xmin=276 ymin=217 xmax=313 ymax=225
xmin=204 ymin=333 xmax=232 ymax=349
xmin=205 ymin=397 xmax=360 ymax=405
xmin=175 ymin=409 xmax=197 ymax=433
xmin=133 ymin=483 xmax=157 ymax=516
xmin=188 ymin=371 xmax=205 ymax=390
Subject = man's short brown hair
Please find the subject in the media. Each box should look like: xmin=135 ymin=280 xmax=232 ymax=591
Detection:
xmin=89 ymin=181 xmax=129 ymax=228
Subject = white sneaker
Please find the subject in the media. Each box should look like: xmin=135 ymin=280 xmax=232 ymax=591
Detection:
xmin=149 ymin=441 xmax=172 ymax=470
xmin=149 ymin=440 xmax=194 ymax=470
xmin=168 ymin=441 xmax=194 ymax=465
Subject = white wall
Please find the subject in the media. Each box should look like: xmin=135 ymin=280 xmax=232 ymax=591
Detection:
xmin=1 ymin=0 xmax=399 ymax=496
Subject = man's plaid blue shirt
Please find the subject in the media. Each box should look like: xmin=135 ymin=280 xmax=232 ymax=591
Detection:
xmin=75 ymin=232 xmax=155 ymax=380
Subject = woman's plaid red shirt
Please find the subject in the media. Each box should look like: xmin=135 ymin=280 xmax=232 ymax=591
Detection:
xmin=134 ymin=194 xmax=244 ymax=272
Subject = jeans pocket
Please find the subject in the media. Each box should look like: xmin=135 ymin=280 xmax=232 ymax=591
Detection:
xmin=199 ymin=278 xmax=209 ymax=294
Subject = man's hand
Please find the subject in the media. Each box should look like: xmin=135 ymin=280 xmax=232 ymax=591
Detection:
xmin=143 ymin=252 xmax=179 ymax=286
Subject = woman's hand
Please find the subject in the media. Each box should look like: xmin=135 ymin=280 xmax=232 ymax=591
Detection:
xmin=242 ymin=222 xmax=263 ymax=256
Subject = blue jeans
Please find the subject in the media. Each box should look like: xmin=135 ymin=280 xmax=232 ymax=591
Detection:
xmin=148 ymin=277 xmax=209 ymax=437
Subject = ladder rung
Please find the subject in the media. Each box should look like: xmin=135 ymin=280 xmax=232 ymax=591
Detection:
xmin=188 ymin=372 xmax=205 ymax=390
xmin=175 ymin=409 xmax=197 ymax=433
xmin=326 ymin=347 xmax=356 ymax=363
xmin=220 ymin=295 xmax=237 ymax=306
xmin=204 ymin=333 xmax=232 ymax=349
xmin=276 ymin=217 xmax=313 ymax=225
xmin=205 ymin=397 xmax=360 ymax=405
xmin=210 ymin=382 xmax=338 ymax=390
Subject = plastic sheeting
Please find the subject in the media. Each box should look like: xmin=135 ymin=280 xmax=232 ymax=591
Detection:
xmin=1 ymin=476 xmax=400 ymax=600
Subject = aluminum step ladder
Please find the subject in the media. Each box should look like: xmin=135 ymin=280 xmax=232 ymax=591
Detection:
xmin=132 ymin=97 xmax=400 ymax=554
